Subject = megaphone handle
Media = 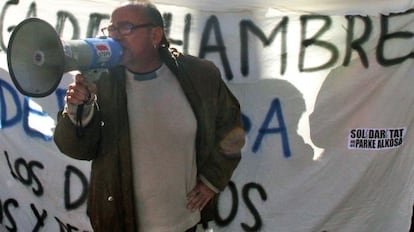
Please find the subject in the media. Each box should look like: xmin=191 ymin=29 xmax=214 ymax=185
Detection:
xmin=83 ymin=69 xmax=106 ymax=83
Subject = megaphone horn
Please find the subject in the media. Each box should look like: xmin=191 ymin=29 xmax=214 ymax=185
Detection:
xmin=7 ymin=18 xmax=122 ymax=97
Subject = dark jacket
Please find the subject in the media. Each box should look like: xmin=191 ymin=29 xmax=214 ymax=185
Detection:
xmin=54 ymin=48 xmax=245 ymax=231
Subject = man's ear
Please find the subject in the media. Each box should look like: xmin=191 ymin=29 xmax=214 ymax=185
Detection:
xmin=152 ymin=26 xmax=164 ymax=46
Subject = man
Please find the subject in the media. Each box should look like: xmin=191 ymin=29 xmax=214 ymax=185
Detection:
xmin=53 ymin=1 xmax=245 ymax=231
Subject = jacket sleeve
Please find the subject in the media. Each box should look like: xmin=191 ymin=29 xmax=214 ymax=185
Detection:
xmin=53 ymin=104 xmax=102 ymax=161
xmin=199 ymin=64 xmax=245 ymax=191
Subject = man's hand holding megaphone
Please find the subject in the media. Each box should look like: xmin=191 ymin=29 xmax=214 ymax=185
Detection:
xmin=63 ymin=73 xmax=98 ymax=137
xmin=66 ymin=74 xmax=97 ymax=106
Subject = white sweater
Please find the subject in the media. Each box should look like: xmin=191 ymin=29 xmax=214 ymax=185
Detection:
xmin=126 ymin=64 xmax=200 ymax=232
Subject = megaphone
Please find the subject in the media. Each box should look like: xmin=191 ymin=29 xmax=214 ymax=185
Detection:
xmin=7 ymin=18 xmax=122 ymax=97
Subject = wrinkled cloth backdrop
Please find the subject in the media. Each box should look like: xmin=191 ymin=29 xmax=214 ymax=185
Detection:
xmin=0 ymin=1 xmax=413 ymax=231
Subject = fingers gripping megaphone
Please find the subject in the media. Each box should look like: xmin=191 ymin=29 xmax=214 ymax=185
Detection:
xmin=7 ymin=18 xmax=122 ymax=97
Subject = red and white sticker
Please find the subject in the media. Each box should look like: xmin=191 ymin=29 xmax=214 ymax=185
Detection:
xmin=93 ymin=42 xmax=112 ymax=63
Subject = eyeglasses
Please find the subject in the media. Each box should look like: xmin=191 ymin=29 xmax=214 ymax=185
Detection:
xmin=101 ymin=22 xmax=155 ymax=37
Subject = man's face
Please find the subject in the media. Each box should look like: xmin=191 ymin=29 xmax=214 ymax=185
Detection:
xmin=109 ymin=6 xmax=158 ymax=71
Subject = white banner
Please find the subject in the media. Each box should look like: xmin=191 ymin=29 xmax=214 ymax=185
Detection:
xmin=0 ymin=1 xmax=413 ymax=231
